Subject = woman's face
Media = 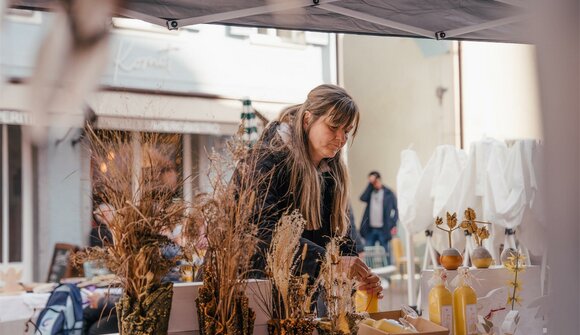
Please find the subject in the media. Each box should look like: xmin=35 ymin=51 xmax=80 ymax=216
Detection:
xmin=305 ymin=112 xmax=354 ymax=165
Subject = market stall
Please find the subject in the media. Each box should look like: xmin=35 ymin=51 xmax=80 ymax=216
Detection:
xmin=3 ymin=0 xmax=575 ymax=335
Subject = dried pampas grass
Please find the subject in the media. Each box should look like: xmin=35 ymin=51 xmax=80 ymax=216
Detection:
xmin=319 ymin=237 xmax=359 ymax=335
xmin=75 ymin=125 xmax=201 ymax=300
xmin=264 ymin=210 xmax=320 ymax=321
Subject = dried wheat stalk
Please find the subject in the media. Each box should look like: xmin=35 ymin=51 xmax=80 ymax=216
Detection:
xmin=320 ymin=237 xmax=357 ymax=334
xmin=193 ymin=128 xmax=270 ymax=332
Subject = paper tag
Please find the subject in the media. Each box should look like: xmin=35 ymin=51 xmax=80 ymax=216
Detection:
xmin=466 ymin=304 xmax=478 ymax=335
xmin=440 ymin=305 xmax=454 ymax=335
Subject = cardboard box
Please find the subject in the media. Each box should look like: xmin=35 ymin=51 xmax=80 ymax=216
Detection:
xmin=357 ymin=310 xmax=449 ymax=335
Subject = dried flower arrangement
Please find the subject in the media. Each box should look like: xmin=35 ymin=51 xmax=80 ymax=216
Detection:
xmin=459 ymin=208 xmax=493 ymax=268
xmin=75 ymin=126 xmax=199 ymax=335
xmin=193 ymin=127 xmax=272 ymax=335
xmin=317 ymin=237 xmax=365 ymax=335
xmin=253 ymin=210 xmax=320 ymax=335
xmin=459 ymin=208 xmax=491 ymax=247
xmin=435 ymin=212 xmax=464 ymax=270
xmin=434 ymin=212 xmax=461 ymax=249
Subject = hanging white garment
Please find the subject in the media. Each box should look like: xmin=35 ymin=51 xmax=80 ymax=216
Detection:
xmin=401 ymin=145 xmax=467 ymax=252
xmin=485 ymin=141 xmax=527 ymax=229
xmin=396 ymin=149 xmax=423 ymax=233
xmin=448 ymin=138 xmax=507 ymax=255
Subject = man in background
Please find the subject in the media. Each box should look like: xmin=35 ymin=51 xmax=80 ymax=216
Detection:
xmin=359 ymin=171 xmax=398 ymax=265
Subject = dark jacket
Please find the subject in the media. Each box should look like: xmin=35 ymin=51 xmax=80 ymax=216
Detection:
xmin=89 ymin=224 xmax=113 ymax=248
xmin=359 ymin=183 xmax=398 ymax=241
xmin=249 ymin=123 xmax=357 ymax=281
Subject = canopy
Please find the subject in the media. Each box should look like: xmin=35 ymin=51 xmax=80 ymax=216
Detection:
xmin=14 ymin=0 xmax=529 ymax=43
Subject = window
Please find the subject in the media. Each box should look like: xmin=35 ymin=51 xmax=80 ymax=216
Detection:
xmin=90 ymin=130 xmax=232 ymax=218
xmin=0 ymin=124 xmax=23 ymax=264
xmin=91 ymin=130 xmax=184 ymax=212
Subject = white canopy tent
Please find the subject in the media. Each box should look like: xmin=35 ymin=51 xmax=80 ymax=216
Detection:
xmin=14 ymin=0 xmax=529 ymax=42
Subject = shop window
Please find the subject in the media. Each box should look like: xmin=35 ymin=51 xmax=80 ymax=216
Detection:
xmin=91 ymin=130 xmax=183 ymax=211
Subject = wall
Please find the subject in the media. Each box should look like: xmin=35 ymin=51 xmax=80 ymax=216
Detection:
xmin=36 ymin=127 xmax=86 ymax=281
xmin=461 ymin=42 xmax=542 ymax=146
xmin=341 ymin=35 xmax=457 ymax=226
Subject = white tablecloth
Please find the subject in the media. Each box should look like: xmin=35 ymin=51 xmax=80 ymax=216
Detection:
xmin=0 ymin=292 xmax=51 ymax=323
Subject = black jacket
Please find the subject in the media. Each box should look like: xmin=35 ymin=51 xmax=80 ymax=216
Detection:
xmin=250 ymin=123 xmax=357 ymax=281
xmin=359 ymin=183 xmax=398 ymax=241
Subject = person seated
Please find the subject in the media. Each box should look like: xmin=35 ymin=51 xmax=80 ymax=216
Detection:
xmin=89 ymin=203 xmax=115 ymax=248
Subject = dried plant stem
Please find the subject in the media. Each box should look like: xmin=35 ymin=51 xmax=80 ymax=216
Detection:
xmin=435 ymin=225 xmax=460 ymax=249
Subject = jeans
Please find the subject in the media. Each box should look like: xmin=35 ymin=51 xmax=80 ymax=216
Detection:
xmin=365 ymin=228 xmax=391 ymax=265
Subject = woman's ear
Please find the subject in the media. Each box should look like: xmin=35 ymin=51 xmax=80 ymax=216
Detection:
xmin=303 ymin=110 xmax=312 ymax=128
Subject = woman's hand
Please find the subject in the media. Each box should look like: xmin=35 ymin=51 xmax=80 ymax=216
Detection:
xmin=338 ymin=256 xmax=370 ymax=280
xmin=337 ymin=256 xmax=384 ymax=298
xmin=88 ymin=292 xmax=102 ymax=309
xmin=357 ymin=273 xmax=384 ymax=298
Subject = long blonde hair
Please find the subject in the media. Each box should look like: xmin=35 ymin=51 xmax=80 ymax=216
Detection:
xmin=276 ymin=84 xmax=360 ymax=235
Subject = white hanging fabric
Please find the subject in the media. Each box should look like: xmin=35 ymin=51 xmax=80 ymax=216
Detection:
xmin=396 ymin=145 xmax=467 ymax=253
xmin=396 ymin=149 xmax=423 ymax=233
xmin=396 ymin=138 xmax=544 ymax=257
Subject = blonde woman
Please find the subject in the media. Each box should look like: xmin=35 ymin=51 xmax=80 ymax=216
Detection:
xmin=252 ymin=84 xmax=383 ymax=301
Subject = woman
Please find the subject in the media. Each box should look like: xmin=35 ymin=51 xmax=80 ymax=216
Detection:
xmin=251 ymin=84 xmax=383 ymax=300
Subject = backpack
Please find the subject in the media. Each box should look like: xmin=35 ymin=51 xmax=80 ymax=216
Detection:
xmin=34 ymin=283 xmax=83 ymax=335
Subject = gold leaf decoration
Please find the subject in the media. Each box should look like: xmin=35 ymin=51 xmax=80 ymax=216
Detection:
xmin=446 ymin=212 xmax=457 ymax=229
xmin=465 ymin=207 xmax=476 ymax=221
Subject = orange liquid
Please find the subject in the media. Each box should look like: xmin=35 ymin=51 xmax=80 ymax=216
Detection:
xmin=355 ymin=290 xmax=379 ymax=313
xmin=453 ymin=284 xmax=478 ymax=335
xmin=429 ymin=284 xmax=453 ymax=332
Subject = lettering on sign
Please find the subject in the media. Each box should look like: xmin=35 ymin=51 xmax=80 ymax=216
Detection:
xmin=114 ymin=41 xmax=178 ymax=73
xmin=0 ymin=110 xmax=30 ymax=125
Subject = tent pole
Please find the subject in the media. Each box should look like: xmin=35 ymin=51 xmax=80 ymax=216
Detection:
xmin=405 ymin=232 xmax=416 ymax=306
xmin=170 ymin=0 xmax=341 ymax=29
xmin=492 ymin=0 xmax=527 ymax=8
xmin=119 ymin=9 xmax=167 ymax=26
xmin=318 ymin=4 xmax=434 ymax=39
xmin=443 ymin=14 xmax=528 ymax=39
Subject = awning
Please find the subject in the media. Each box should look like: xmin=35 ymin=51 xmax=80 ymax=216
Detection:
xmin=13 ymin=0 xmax=530 ymax=43
xmin=0 ymin=83 xmax=287 ymax=134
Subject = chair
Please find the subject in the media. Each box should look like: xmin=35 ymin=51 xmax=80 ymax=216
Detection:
xmin=363 ymin=245 xmax=397 ymax=278
xmin=391 ymin=237 xmax=422 ymax=280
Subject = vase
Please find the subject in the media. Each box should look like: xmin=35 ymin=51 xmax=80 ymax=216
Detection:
xmin=116 ymin=281 xmax=173 ymax=335
xmin=500 ymin=248 xmax=518 ymax=266
xmin=267 ymin=318 xmax=315 ymax=335
xmin=471 ymin=246 xmax=493 ymax=268
xmin=440 ymin=248 xmax=463 ymax=270
xmin=196 ymin=284 xmax=255 ymax=335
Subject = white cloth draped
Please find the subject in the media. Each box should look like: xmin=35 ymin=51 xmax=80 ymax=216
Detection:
xmin=396 ymin=139 xmax=545 ymax=256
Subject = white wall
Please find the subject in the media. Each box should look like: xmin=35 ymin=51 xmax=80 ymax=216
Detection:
xmin=341 ymin=35 xmax=457 ymax=225
xmin=36 ymin=127 xmax=85 ymax=281
xmin=461 ymin=42 xmax=542 ymax=146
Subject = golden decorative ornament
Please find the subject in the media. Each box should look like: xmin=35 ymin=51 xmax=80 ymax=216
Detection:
xmin=471 ymin=246 xmax=493 ymax=268
xmin=440 ymin=248 xmax=463 ymax=270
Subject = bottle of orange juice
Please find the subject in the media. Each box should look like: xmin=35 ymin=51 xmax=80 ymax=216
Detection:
xmin=452 ymin=267 xmax=478 ymax=335
xmin=428 ymin=268 xmax=453 ymax=334
xmin=355 ymin=290 xmax=379 ymax=313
